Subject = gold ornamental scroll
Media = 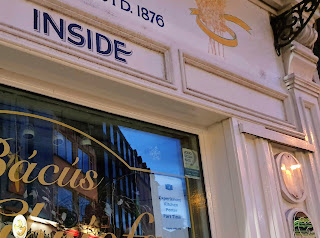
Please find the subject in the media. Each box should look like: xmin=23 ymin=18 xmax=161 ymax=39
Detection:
xmin=190 ymin=9 xmax=251 ymax=47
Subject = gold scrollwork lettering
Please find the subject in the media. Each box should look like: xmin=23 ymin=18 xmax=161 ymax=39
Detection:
xmin=38 ymin=164 xmax=60 ymax=185
xmin=0 ymin=138 xmax=11 ymax=158
xmin=0 ymin=199 xmax=28 ymax=217
xmin=79 ymin=170 xmax=103 ymax=190
xmin=8 ymin=160 xmax=38 ymax=183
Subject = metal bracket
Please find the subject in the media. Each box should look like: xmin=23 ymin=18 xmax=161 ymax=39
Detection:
xmin=270 ymin=0 xmax=320 ymax=56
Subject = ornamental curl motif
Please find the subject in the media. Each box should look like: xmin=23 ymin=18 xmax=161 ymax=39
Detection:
xmin=270 ymin=0 xmax=320 ymax=55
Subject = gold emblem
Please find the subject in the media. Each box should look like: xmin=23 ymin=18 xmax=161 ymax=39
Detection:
xmin=191 ymin=0 xmax=251 ymax=56
xmin=12 ymin=215 xmax=27 ymax=238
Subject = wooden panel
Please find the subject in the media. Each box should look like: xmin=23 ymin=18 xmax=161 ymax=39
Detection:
xmin=181 ymin=53 xmax=290 ymax=124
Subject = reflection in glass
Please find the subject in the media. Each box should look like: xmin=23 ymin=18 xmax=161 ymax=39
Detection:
xmin=0 ymin=85 xmax=211 ymax=238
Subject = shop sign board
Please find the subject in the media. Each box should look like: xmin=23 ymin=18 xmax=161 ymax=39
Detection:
xmin=0 ymin=0 xmax=167 ymax=82
xmin=0 ymin=0 xmax=284 ymax=83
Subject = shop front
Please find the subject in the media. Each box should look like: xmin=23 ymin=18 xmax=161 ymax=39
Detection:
xmin=1 ymin=0 xmax=320 ymax=237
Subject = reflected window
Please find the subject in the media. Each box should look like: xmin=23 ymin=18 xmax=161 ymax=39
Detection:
xmin=117 ymin=131 xmax=121 ymax=154
xmin=104 ymin=152 xmax=109 ymax=178
xmin=115 ymin=205 xmax=120 ymax=228
xmin=78 ymin=148 xmax=90 ymax=172
xmin=54 ymin=130 xmax=72 ymax=164
xmin=56 ymin=187 xmax=73 ymax=212
xmin=79 ymin=197 xmax=90 ymax=222
xmin=110 ymin=125 xmax=114 ymax=144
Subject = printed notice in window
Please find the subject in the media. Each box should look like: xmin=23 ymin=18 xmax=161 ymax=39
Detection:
xmin=182 ymin=149 xmax=200 ymax=179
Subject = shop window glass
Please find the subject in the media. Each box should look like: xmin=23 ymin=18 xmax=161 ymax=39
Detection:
xmin=79 ymin=196 xmax=90 ymax=222
xmin=120 ymin=168 xmax=124 ymax=191
xmin=104 ymin=152 xmax=109 ymax=178
xmin=56 ymin=187 xmax=73 ymax=212
xmin=0 ymin=85 xmax=211 ymax=238
xmin=78 ymin=148 xmax=90 ymax=173
xmin=103 ymin=122 xmax=107 ymax=135
xmin=115 ymin=205 xmax=120 ymax=228
xmin=122 ymin=208 xmax=126 ymax=231
xmin=128 ymin=149 xmax=131 ymax=166
xmin=131 ymin=182 xmax=134 ymax=199
xmin=117 ymin=131 xmax=121 ymax=153
xmin=110 ymin=125 xmax=114 ymax=144
xmin=112 ymin=160 xmax=116 ymax=178
xmin=123 ymin=141 xmax=127 ymax=161
xmin=126 ymin=177 xmax=129 ymax=197
xmin=128 ymin=213 xmax=131 ymax=227
xmin=54 ymin=131 xmax=72 ymax=164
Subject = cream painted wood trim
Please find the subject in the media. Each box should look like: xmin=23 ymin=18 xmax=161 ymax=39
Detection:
xmin=239 ymin=122 xmax=315 ymax=152
xmin=223 ymin=118 xmax=260 ymax=237
xmin=296 ymin=152 xmax=320 ymax=237
xmin=179 ymin=50 xmax=300 ymax=129
xmin=198 ymin=132 xmax=218 ymax=238
xmin=254 ymin=139 xmax=288 ymax=238
xmin=285 ymin=74 xmax=320 ymax=98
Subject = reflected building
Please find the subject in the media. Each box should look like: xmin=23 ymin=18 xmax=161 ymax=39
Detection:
xmin=99 ymin=123 xmax=155 ymax=237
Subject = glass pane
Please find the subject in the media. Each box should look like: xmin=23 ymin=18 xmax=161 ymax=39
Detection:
xmin=66 ymin=139 xmax=72 ymax=164
xmin=78 ymin=148 xmax=83 ymax=170
xmin=0 ymin=85 xmax=211 ymax=238
xmin=104 ymin=152 xmax=109 ymax=179
xmin=83 ymin=152 xmax=89 ymax=173
xmin=57 ymin=133 xmax=66 ymax=159
xmin=79 ymin=197 xmax=90 ymax=222
xmin=58 ymin=187 xmax=73 ymax=210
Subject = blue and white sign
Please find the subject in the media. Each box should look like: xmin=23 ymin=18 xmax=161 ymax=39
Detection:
xmin=151 ymin=174 xmax=190 ymax=238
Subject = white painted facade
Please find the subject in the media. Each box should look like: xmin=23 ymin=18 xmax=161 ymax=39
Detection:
xmin=0 ymin=0 xmax=320 ymax=237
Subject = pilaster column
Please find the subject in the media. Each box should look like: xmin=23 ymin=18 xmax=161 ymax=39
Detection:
xmin=281 ymin=12 xmax=320 ymax=132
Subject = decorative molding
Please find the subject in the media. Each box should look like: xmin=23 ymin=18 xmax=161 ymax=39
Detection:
xmin=264 ymin=124 xmax=306 ymax=139
xmin=179 ymin=51 xmax=297 ymax=130
xmin=239 ymin=122 xmax=314 ymax=152
xmin=295 ymin=23 xmax=319 ymax=48
xmin=282 ymin=41 xmax=319 ymax=82
xmin=284 ymin=73 xmax=320 ymax=97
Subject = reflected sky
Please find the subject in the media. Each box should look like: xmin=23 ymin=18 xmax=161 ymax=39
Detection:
xmin=119 ymin=126 xmax=184 ymax=176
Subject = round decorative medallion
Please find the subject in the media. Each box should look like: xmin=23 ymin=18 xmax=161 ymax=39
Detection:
xmin=12 ymin=215 xmax=27 ymax=238
xmin=275 ymin=152 xmax=306 ymax=203
xmin=287 ymin=209 xmax=316 ymax=238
